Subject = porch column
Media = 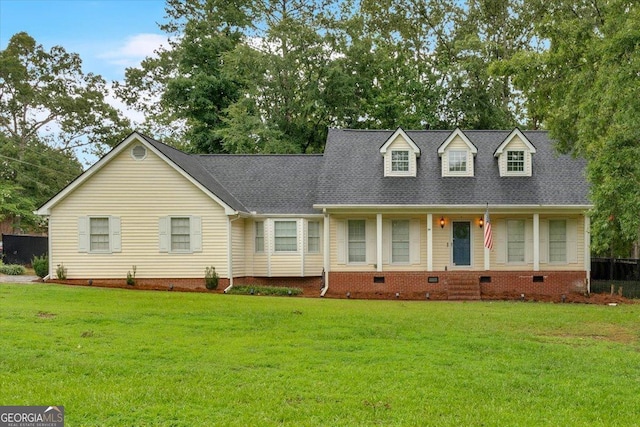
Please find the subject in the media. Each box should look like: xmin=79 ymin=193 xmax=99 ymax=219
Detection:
xmin=427 ymin=213 xmax=433 ymax=271
xmin=584 ymin=214 xmax=591 ymax=293
xmin=376 ymin=213 xmax=383 ymax=272
xmin=533 ymin=213 xmax=540 ymax=271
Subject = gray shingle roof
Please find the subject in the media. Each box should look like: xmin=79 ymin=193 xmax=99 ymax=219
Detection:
xmin=315 ymin=129 xmax=589 ymax=207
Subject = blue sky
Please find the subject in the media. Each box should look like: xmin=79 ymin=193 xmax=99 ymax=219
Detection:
xmin=0 ymin=0 xmax=168 ymax=82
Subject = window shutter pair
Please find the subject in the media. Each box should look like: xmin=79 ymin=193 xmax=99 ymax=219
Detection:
xmin=158 ymin=216 xmax=202 ymax=253
xmin=77 ymin=216 xmax=121 ymax=253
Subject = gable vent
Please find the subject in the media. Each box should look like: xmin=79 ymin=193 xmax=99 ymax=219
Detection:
xmin=131 ymin=145 xmax=147 ymax=160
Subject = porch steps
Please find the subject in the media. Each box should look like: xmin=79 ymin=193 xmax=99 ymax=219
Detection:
xmin=446 ymin=277 xmax=481 ymax=301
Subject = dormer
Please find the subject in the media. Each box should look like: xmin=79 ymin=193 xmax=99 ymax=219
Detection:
xmin=437 ymin=128 xmax=477 ymax=177
xmin=494 ymin=128 xmax=537 ymax=177
xmin=379 ymin=128 xmax=421 ymax=177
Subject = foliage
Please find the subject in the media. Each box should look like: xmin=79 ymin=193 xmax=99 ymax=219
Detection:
xmin=126 ymin=265 xmax=137 ymax=286
xmin=495 ymin=1 xmax=640 ymax=255
xmin=32 ymin=255 xmax=48 ymax=278
xmin=0 ymin=264 xmax=25 ymax=275
xmin=1 ymin=285 xmax=640 ymax=425
xmin=228 ymin=285 xmax=302 ymax=296
xmin=55 ymin=263 xmax=67 ymax=280
xmin=204 ymin=266 xmax=218 ymax=290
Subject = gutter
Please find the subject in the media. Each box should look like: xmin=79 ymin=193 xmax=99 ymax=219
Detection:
xmin=225 ymin=213 xmax=241 ymax=293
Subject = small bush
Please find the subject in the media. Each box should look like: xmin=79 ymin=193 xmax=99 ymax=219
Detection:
xmin=56 ymin=263 xmax=67 ymax=280
xmin=0 ymin=264 xmax=25 ymax=275
xmin=32 ymin=255 xmax=48 ymax=278
xmin=127 ymin=265 xmax=137 ymax=286
xmin=228 ymin=285 xmax=302 ymax=296
xmin=205 ymin=266 xmax=219 ymax=290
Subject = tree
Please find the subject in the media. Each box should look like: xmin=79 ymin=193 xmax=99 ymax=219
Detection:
xmin=496 ymin=0 xmax=640 ymax=255
xmin=0 ymin=32 xmax=131 ymax=160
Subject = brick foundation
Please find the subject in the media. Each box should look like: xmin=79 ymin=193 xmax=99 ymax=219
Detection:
xmin=326 ymin=271 xmax=588 ymax=301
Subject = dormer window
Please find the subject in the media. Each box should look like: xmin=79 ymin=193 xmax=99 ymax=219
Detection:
xmin=392 ymin=150 xmax=409 ymax=172
xmin=438 ymin=128 xmax=477 ymax=177
xmin=507 ymin=151 xmax=525 ymax=172
xmin=494 ymin=129 xmax=536 ymax=177
xmin=380 ymin=128 xmax=420 ymax=177
xmin=448 ymin=150 xmax=467 ymax=172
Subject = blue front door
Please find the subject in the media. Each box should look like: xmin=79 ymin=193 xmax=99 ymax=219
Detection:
xmin=452 ymin=222 xmax=471 ymax=266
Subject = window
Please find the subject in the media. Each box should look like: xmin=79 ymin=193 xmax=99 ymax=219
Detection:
xmin=90 ymin=217 xmax=110 ymax=252
xmin=348 ymin=220 xmax=366 ymax=263
xmin=275 ymin=221 xmax=297 ymax=252
xmin=448 ymin=150 xmax=467 ymax=172
xmin=307 ymin=221 xmax=320 ymax=253
xmin=255 ymin=221 xmax=264 ymax=253
xmin=391 ymin=220 xmax=410 ymax=263
xmin=507 ymin=151 xmax=525 ymax=172
xmin=171 ymin=217 xmax=191 ymax=252
xmin=507 ymin=219 xmax=525 ymax=263
xmin=549 ymin=220 xmax=567 ymax=263
xmin=391 ymin=150 xmax=409 ymax=172
xmin=131 ymin=145 xmax=147 ymax=160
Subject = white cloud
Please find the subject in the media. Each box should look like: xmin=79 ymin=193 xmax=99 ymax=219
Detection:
xmin=99 ymin=33 xmax=168 ymax=67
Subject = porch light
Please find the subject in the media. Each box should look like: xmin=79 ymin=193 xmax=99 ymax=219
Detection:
xmin=439 ymin=217 xmax=445 ymax=228
xmin=479 ymin=217 xmax=484 ymax=228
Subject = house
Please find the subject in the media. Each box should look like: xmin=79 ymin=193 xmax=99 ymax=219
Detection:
xmin=36 ymin=128 xmax=591 ymax=300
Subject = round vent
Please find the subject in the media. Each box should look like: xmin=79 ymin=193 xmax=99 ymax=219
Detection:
xmin=131 ymin=145 xmax=147 ymax=160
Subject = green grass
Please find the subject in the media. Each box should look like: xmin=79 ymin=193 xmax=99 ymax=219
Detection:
xmin=1 ymin=284 xmax=639 ymax=426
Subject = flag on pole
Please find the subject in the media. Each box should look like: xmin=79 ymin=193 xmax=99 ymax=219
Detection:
xmin=483 ymin=205 xmax=493 ymax=250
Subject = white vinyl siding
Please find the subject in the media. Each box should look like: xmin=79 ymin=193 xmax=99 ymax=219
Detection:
xmin=274 ymin=220 xmax=297 ymax=252
xmin=391 ymin=220 xmax=409 ymax=263
xmin=255 ymin=221 xmax=264 ymax=253
xmin=348 ymin=220 xmax=366 ymax=263
xmin=507 ymin=219 xmax=525 ymax=263
xmin=549 ymin=220 xmax=567 ymax=263
xmin=307 ymin=221 xmax=320 ymax=253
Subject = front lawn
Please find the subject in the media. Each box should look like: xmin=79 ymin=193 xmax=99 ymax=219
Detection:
xmin=1 ymin=284 xmax=639 ymax=426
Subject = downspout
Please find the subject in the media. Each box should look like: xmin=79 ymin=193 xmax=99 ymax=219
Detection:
xmin=224 ymin=213 xmax=241 ymax=293
xmin=321 ymin=210 xmax=330 ymax=297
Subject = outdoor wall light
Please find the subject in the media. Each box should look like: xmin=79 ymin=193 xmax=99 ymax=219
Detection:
xmin=439 ymin=217 xmax=445 ymax=228
xmin=395 ymin=292 xmax=400 ymax=299
xmin=479 ymin=217 xmax=484 ymax=228
xmin=346 ymin=292 xmax=351 ymax=298
xmin=425 ymin=292 xmax=430 ymax=300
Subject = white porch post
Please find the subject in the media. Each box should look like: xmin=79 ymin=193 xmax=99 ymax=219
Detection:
xmin=427 ymin=213 xmax=433 ymax=271
xmin=533 ymin=213 xmax=540 ymax=271
xmin=584 ymin=214 xmax=591 ymax=293
xmin=377 ymin=213 xmax=383 ymax=272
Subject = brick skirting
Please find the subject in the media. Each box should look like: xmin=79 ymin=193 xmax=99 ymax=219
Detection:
xmin=326 ymin=271 xmax=588 ymax=301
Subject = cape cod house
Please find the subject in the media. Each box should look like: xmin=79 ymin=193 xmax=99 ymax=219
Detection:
xmin=36 ymin=128 xmax=591 ymax=300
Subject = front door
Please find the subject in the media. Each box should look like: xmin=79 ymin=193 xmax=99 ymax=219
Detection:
xmin=452 ymin=221 xmax=471 ymax=266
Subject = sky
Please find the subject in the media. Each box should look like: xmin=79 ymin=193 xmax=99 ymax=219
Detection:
xmin=0 ymin=0 xmax=168 ymax=81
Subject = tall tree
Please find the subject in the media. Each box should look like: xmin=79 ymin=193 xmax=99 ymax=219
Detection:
xmin=496 ymin=0 xmax=640 ymax=255
xmin=0 ymin=32 xmax=131 ymax=159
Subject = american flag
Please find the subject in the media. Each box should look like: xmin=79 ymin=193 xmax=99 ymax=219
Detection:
xmin=483 ymin=207 xmax=493 ymax=250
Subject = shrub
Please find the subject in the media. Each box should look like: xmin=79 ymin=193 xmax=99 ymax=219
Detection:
xmin=56 ymin=263 xmax=67 ymax=280
xmin=32 ymin=255 xmax=48 ymax=278
xmin=205 ymin=266 xmax=219 ymax=290
xmin=228 ymin=285 xmax=302 ymax=297
xmin=127 ymin=265 xmax=137 ymax=286
xmin=0 ymin=264 xmax=25 ymax=275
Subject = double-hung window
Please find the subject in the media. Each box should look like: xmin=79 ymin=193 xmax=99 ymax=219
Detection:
xmin=171 ymin=217 xmax=191 ymax=252
xmin=348 ymin=220 xmax=366 ymax=263
xmin=549 ymin=220 xmax=567 ymax=263
xmin=448 ymin=150 xmax=467 ymax=172
xmin=507 ymin=151 xmax=525 ymax=172
xmin=90 ymin=217 xmax=110 ymax=252
xmin=507 ymin=219 xmax=525 ymax=263
xmin=391 ymin=150 xmax=409 ymax=172
xmin=255 ymin=221 xmax=264 ymax=253
xmin=307 ymin=221 xmax=320 ymax=253
xmin=274 ymin=221 xmax=297 ymax=252
xmin=391 ymin=220 xmax=410 ymax=263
